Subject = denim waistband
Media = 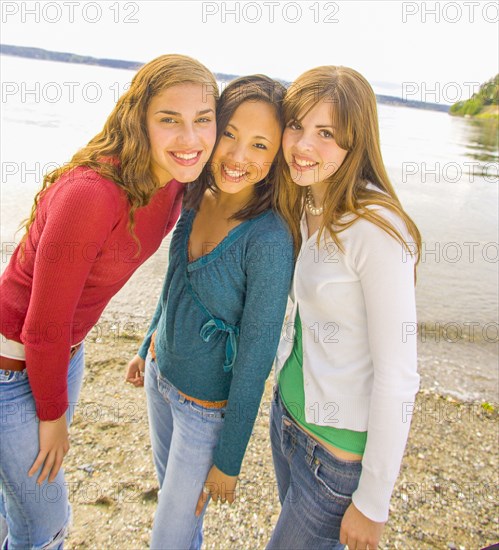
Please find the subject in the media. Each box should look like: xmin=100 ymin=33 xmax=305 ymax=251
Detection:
xmin=273 ymin=384 xmax=363 ymax=473
xmin=0 ymin=368 xmax=28 ymax=382
xmin=153 ymin=358 xmax=227 ymax=412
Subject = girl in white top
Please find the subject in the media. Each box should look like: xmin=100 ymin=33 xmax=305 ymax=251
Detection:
xmin=268 ymin=66 xmax=422 ymax=550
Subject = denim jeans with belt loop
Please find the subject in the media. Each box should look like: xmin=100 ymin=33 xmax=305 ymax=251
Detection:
xmin=144 ymin=353 xmax=227 ymax=550
xmin=0 ymin=344 xmax=85 ymax=550
xmin=267 ymin=385 xmax=363 ymax=550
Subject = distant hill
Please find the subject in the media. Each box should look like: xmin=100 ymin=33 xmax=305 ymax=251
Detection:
xmin=0 ymin=44 xmax=241 ymax=84
xmin=450 ymin=75 xmax=499 ymax=119
xmin=1 ymin=44 xmax=449 ymax=113
xmin=1 ymin=43 xmax=143 ymax=70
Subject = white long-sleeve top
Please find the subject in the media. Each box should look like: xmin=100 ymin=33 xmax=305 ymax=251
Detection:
xmin=275 ymin=205 xmax=420 ymax=522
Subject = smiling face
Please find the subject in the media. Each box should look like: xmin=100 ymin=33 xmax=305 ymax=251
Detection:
xmin=282 ymin=98 xmax=349 ymax=188
xmin=211 ymin=100 xmax=282 ymax=201
xmin=146 ymin=83 xmax=217 ymax=186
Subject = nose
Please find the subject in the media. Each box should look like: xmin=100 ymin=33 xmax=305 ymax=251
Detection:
xmin=295 ymin=133 xmax=313 ymax=153
xmin=225 ymin=142 xmax=247 ymax=166
xmin=176 ymin=123 xmax=197 ymax=148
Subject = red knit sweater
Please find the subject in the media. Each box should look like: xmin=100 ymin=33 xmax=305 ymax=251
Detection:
xmin=0 ymin=167 xmax=183 ymax=420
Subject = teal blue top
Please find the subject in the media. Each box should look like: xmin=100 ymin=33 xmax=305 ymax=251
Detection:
xmin=279 ymin=311 xmax=367 ymax=455
xmin=139 ymin=208 xmax=294 ymax=475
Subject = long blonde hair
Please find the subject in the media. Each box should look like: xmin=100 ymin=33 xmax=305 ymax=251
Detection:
xmin=21 ymin=54 xmax=219 ymax=243
xmin=275 ymin=66 xmax=421 ymax=263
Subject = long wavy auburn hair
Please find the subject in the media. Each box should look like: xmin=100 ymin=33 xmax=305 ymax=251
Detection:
xmin=21 ymin=54 xmax=219 ymax=245
xmin=275 ymin=66 xmax=421 ymax=265
xmin=184 ymin=74 xmax=286 ymax=221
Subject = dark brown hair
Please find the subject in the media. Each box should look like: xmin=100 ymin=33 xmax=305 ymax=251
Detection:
xmin=184 ymin=74 xmax=286 ymax=220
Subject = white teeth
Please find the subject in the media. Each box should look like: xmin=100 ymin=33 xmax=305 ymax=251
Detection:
xmin=295 ymin=158 xmax=316 ymax=167
xmin=173 ymin=152 xmax=198 ymax=160
xmin=223 ymin=165 xmax=246 ymax=178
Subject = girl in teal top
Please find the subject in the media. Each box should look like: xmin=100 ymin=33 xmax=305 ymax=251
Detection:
xmin=126 ymin=75 xmax=293 ymax=549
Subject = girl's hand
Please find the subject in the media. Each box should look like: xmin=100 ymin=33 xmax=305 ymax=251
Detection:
xmin=195 ymin=464 xmax=238 ymax=516
xmin=125 ymin=354 xmax=145 ymax=387
xmin=340 ymin=502 xmax=385 ymax=549
xmin=28 ymin=414 xmax=70 ymax=484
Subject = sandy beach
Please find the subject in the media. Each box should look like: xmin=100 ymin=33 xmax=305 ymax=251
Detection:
xmin=58 ymin=242 xmax=499 ymax=550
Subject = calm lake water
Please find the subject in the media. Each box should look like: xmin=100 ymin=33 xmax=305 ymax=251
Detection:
xmin=1 ymin=55 xmax=498 ymax=400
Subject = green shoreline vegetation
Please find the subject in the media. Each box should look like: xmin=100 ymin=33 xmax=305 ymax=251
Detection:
xmin=450 ymin=74 xmax=499 ymax=120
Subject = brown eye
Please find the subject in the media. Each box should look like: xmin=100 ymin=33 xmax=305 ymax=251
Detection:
xmin=319 ymin=129 xmax=334 ymax=139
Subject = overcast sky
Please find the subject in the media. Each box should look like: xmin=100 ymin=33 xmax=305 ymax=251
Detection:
xmin=1 ymin=0 xmax=498 ymax=103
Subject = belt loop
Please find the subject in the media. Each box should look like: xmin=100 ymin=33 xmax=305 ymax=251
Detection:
xmin=306 ymin=438 xmax=316 ymax=466
xmin=178 ymin=394 xmax=186 ymax=404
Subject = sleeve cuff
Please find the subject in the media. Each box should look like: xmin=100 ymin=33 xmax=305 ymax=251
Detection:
xmin=213 ymin=450 xmax=242 ymax=477
xmin=138 ymin=339 xmax=150 ymax=360
xmin=351 ymin=468 xmax=395 ymax=522
xmin=35 ymin=395 xmax=69 ymax=421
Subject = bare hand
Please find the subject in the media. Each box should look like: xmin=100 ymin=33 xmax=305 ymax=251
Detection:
xmin=125 ymin=354 xmax=145 ymax=387
xmin=28 ymin=414 xmax=70 ymax=484
xmin=340 ymin=502 xmax=385 ymax=549
xmin=195 ymin=464 xmax=238 ymax=516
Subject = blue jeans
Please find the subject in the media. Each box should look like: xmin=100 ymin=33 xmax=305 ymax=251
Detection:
xmin=267 ymin=386 xmax=362 ymax=550
xmin=0 ymin=345 xmax=85 ymax=550
xmin=144 ymin=354 xmax=226 ymax=550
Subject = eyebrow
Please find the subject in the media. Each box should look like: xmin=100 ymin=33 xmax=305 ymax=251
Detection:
xmin=292 ymin=117 xmax=335 ymax=130
xmin=227 ymin=123 xmax=272 ymax=143
xmin=155 ymin=108 xmax=215 ymax=116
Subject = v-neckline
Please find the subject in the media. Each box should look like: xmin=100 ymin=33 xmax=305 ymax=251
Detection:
xmin=184 ymin=209 xmax=269 ymax=272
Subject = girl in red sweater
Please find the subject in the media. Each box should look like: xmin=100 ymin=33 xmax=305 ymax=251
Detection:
xmin=0 ymin=54 xmax=218 ymax=548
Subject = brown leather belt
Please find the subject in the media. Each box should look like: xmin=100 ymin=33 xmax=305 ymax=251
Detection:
xmin=178 ymin=389 xmax=228 ymax=409
xmin=149 ymin=332 xmax=227 ymax=410
xmin=0 ymin=356 xmax=26 ymax=372
xmin=0 ymin=343 xmax=82 ymax=372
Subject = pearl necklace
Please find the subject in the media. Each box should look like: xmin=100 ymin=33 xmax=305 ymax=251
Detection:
xmin=305 ymin=186 xmax=324 ymax=216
